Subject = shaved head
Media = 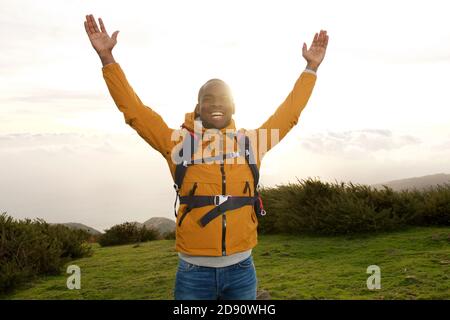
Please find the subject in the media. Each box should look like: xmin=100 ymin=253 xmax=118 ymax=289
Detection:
xmin=195 ymin=78 xmax=235 ymax=129
xmin=197 ymin=79 xmax=232 ymax=103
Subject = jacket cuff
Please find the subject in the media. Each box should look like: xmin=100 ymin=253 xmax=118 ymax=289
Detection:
xmin=303 ymin=68 xmax=317 ymax=76
xmin=102 ymin=62 xmax=119 ymax=73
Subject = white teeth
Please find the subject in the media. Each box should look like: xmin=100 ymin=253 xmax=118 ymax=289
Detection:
xmin=211 ymin=112 xmax=224 ymax=116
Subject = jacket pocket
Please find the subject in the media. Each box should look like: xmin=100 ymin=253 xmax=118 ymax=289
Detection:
xmin=243 ymin=181 xmax=251 ymax=195
xmin=250 ymin=207 xmax=256 ymax=223
xmin=243 ymin=181 xmax=256 ymax=223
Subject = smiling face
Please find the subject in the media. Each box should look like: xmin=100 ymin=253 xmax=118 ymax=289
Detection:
xmin=195 ymin=79 xmax=235 ymax=129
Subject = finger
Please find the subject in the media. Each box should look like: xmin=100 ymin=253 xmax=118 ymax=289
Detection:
xmin=87 ymin=15 xmax=97 ymax=34
xmin=111 ymin=30 xmax=120 ymax=42
xmin=321 ymin=30 xmax=327 ymax=47
xmin=84 ymin=21 xmax=90 ymax=36
xmin=318 ymin=30 xmax=324 ymax=46
xmin=99 ymin=17 xmax=109 ymax=35
xmin=324 ymin=34 xmax=329 ymax=48
xmin=86 ymin=15 xmax=94 ymax=34
xmin=90 ymin=14 xmax=100 ymax=33
xmin=302 ymin=42 xmax=307 ymax=56
xmin=311 ymin=32 xmax=318 ymax=48
xmin=319 ymin=30 xmax=326 ymax=47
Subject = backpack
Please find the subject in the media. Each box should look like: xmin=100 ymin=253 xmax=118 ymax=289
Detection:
xmin=173 ymin=129 xmax=266 ymax=227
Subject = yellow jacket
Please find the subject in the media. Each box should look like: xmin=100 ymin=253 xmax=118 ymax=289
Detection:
xmin=102 ymin=62 xmax=316 ymax=256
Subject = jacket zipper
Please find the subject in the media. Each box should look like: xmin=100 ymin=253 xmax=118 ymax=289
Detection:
xmin=220 ymin=162 xmax=226 ymax=256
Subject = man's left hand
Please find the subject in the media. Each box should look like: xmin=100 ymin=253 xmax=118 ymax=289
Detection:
xmin=302 ymin=30 xmax=329 ymax=72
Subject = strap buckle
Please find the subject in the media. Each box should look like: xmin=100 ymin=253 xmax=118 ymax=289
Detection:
xmin=214 ymin=195 xmax=230 ymax=206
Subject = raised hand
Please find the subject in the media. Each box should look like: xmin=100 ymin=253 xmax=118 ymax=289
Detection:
xmin=84 ymin=14 xmax=119 ymax=56
xmin=302 ymin=30 xmax=329 ymax=71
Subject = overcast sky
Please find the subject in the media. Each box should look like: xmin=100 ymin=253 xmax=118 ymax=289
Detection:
xmin=1 ymin=0 xmax=449 ymax=231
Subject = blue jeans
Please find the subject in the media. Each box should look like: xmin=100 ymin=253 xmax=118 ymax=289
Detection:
xmin=174 ymin=255 xmax=258 ymax=300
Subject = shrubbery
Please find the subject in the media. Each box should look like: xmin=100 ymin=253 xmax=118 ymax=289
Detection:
xmin=0 ymin=213 xmax=92 ymax=294
xmin=2 ymin=178 xmax=447 ymax=293
xmin=258 ymin=178 xmax=450 ymax=235
xmin=161 ymin=230 xmax=176 ymax=240
xmin=98 ymin=222 xmax=159 ymax=247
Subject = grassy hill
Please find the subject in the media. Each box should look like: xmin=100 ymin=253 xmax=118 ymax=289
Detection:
xmin=3 ymin=226 xmax=449 ymax=300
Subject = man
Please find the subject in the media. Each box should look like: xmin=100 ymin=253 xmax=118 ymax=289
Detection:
xmin=84 ymin=14 xmax=328 ymax=300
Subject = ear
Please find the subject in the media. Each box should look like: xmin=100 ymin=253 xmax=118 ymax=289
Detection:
xmin=194 ymin=103 xmax=200 ymax=117
xmin=231 ymin=102 xmax=235 ymax=115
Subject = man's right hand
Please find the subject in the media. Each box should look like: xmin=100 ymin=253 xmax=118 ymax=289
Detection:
xmin=84 ymin=14 xmax=119 ymax=62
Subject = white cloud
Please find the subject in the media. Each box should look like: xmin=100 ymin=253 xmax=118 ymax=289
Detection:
xmin=1 ymin=90 xmax=105 ymax=104
xmin=259 ymin=127 xmax=450 ymax=187
xmin=300 ymin=129 xmax=422 ymax=156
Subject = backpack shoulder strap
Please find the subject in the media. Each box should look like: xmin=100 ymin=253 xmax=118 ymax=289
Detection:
xmin=236 ymin=131 xmax=260 ymax=191
xmin=174 ymin=129 xmax=200 ymax=190
xmin=173 ymin=129 xmax=200 ymax=217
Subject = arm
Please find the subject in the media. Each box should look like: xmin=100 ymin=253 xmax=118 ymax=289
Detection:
xmin=253 ymin=30 xmax=329 ymax=160
xmin=84 ymin=14 xmax=174 ymax=157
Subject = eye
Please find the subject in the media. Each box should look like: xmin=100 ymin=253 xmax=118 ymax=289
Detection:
xmin=220 ymin=96 xmax=231 ymax=104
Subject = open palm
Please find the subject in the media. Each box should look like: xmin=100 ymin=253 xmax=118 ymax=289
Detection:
xmin=302 ymin=30 xmax=329 ymax=68
xmin=84 ymin=14 xmax=119 ymax=55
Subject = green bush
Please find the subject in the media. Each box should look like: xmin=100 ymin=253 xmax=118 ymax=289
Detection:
xmin=161 ymin=230 xmax=176 ymax=240
xmin=0 ymin=213 xmax=92 ymax=294
xmin=258 ymin=178 xmax=450 ymax=235
xmin=98 ymin=222 xmax=159 ymax=247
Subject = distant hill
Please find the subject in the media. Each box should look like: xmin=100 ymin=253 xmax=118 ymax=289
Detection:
xmin=144 ymin=217 xmax=176 ymax=235
xmin=57 ymin=219 xmax=175 ymax=237
xmin=54 ymin=223 xmax=102 ymax=235
xmin=128 ymin=221 xmax=144 ymax=229
xmin=371 ymin=173 xmax=450 ymax=192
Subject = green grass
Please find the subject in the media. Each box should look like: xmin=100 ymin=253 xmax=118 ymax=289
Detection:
xmin=3 ymin=226 xmax=449 ymax=300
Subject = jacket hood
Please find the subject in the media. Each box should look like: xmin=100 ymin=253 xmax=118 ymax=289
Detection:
xmin=181 ymin=111 xmax=236 ymax=133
